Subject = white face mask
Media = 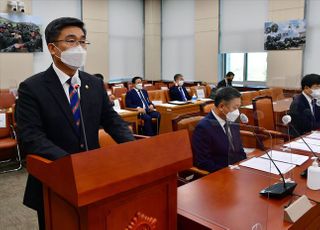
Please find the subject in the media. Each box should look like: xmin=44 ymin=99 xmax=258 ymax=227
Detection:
xmin=226 ymin=109 xmax=240 ymax=122
xmin=311 ymin=89 xmax=320 ymax=99
xmin=135 ymin=83 xmax=143 ymax=90
xmin=178 ymin=80 xmax=184 ymax=87
xmin=54 ymin=44 xmax=87 ymax=70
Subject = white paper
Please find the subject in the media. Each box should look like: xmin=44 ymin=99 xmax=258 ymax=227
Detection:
xmin=158 ymin=103 xmax=178 ymax=108
xmin=167 ymin=101 xmax=189 ymax=105
xmin=306 ymin=131 xmax=320 ymax=140
xmin=296 ymin=137 xmax=320 ymax=146
xmin=160 ymin=86 xmax=168 ymax=90
xmin=284 ymin=141 xmax=320 ymax=153
xmin=151 ymin=100 xmax=163 ymax=106
xmin=196 ymin=89 xmax=205 ymax=99
xmin=260 ymin=150 xmax=309 ymax=166
xmin=239 ymin=157 xmax=296 ymax=175
xmin=200 ymin=98 xmax=213 ymax=102
xmin=0 ymin=113 xmax=6 ymax=128
xmin=113 ymin=99 xmax=121 ymax=111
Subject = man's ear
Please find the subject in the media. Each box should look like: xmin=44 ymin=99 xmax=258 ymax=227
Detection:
xmin=47 ymin=43 xmax=56 ymax=56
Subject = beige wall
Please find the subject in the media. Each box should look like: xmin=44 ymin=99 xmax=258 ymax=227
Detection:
xmin=144 ymin=0 xmax=161 ymax=81
xmin=266 ymin=0 xmax=305 ymax=88
xmin=0 ymin=0 xmax=33 ymax=89
xmin=194 ymin=0 xmax=219 ymax=83
xmin=82 ymin=0 xmax=109 ymax=82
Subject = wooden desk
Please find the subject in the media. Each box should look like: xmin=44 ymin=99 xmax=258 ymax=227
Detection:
xmin=240 ymin=98 xmax=293 ymax=125
xmin=116 ymin=109 xmax=139 ymax=133
xmin=178 ymin=147 xmax=320 ymax=230
xmin=156 ymin=101 xmax=204 ymax=134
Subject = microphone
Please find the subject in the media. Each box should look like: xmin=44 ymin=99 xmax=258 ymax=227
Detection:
xmin=240 ymin=113 xmax=297 ymax=198
xmin=71 ymin=78 xmax=89 ymax=152
xmin=282 ymin=115 xmax=318 ymax=178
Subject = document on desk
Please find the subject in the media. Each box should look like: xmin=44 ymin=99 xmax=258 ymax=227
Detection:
xmin=260 ymin=150 xmax=309 ymax=166
xmin=305 ymin=131 xmax=320 ymax=140
xmin=0 ymin=113 xmax=6 ymax=128
xmin=296 ymin=137 xmax=320 ymax=146
xmin=283 ymin=141 xmax=320 ymax=153
xmin=239 ymin=157 xmax=296 ymax=175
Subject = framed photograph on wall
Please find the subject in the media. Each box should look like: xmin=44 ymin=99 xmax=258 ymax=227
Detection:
xmin=0 ymin=13 xmax=43 ymax=53
xmin=264 ymin=19 xmax=306 ymax=50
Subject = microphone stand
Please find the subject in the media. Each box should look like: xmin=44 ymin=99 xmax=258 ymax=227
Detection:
xmin=75 ymin=85 xmax=89 ymax=151
xmin=239 ymin=119 xmax=297 ymax=198
xmin=285 ymin=122 xmax=319 ymax=178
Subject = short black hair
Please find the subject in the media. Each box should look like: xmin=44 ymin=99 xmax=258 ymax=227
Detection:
xmin=174 ymin=74 xmax=183 ymax=81
xmin=301 ymin=74 xmax=320 ymax=89
xmin=225 ymin=72 xmax=235 ymax=78
xmin=45 ymin=17 xmax=86 ymax=44
xmin=214 ymin=87 xmax=241 ymax=107
xmin=132 ymin=76 xmax=142 ymax=84
xmin=94 ymin=73 xmax=104 ymax=80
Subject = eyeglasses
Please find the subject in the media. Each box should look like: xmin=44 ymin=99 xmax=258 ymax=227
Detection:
xmin=53 ymin=39 xmax=91 ymax=47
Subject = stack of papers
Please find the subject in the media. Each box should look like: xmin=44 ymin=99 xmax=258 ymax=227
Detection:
xmin=240 ymin=157 xmax=296 ymax=175
xmin=260 ymin=150 xmax=309 ymax=166
xmin=283 ymin=141 xmax=320 ymax=153
xmin=306 ymin=131 xmax=320 ymax=140
xmin=168 ymin=101 xmax=190 ymax=105
xmin=296 ymin=137 xmax=320 ymax=146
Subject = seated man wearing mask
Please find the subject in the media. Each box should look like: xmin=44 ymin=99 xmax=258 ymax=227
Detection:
xmin=125 ymin=76 xmax=161 ymax=136
xmin=217 ymin=71 xmax=234 ymax=89
xmin=192 ymin=87 xmax=246 ymax=173
xmin=169 ymin=74 xmax=191 ymax=101
xmin=289 ymin=74 xmax=320 ymax=137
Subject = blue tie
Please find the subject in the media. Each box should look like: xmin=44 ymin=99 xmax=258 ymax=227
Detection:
xmin=67 ymin=78 xmax=81 ymax=135
xmin=179 ymin=87 xmax=187 ymax=101
xmin=138 ymin=90 xmax=149 ymax=109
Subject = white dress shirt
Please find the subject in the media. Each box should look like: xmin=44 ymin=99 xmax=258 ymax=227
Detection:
xmin=302 ymin=91 xmax=314 ymax=115
xmin=52 ymin=62 xmax=81 ymax=103
xmin=211 ymin=109 xmax=226 ymax=133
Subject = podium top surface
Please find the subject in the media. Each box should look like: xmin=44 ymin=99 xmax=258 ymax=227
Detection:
xmin=27 ymin=130 xmax=192 ymax=207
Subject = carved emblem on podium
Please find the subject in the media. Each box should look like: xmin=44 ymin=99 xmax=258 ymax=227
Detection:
xmin=125 ymin=212 xmax=157 ymax=230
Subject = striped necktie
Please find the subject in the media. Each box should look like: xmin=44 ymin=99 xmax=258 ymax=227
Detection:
xmin=67 ymin=78 xmax=81 ymax=135
xmin=179 ymin=87 xmax=187 ymax=101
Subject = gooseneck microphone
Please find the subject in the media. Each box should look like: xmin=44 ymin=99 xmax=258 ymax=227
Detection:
xmin=72 ymin=78 xmax=89 ymax=152
xmin=240 ymin=113 xmax=297 ymax=198
xmin=282 ymin=115 xmax=318 ymax=178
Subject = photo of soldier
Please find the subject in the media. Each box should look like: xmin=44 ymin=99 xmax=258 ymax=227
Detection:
xmin=0 ymin=14 xmax=43 ymax=53
xmin=264 ymin=19 xmax=306 ymax=51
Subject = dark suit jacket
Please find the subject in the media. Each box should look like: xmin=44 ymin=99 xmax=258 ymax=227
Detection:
xmin=125 ymin=89 xmax=153 ymax=109
xmin=192 ymin=112 xmax=246 ymax=172
xmin=16 ymin=65 xmax=134 ymax=211
xmin=169 ymin=85 xmax=191 ymax=101
xmin=288 ymin=93 xmax=320 ymax=137
xmin=217 ymin=79 xmax=232 ymax=89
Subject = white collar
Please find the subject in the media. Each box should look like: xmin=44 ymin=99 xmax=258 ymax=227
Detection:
xmin=211 ymin=109 xmax=226 ymax=128
xmin=302 ymin=91 xmax=313 ymax=104
xmin=52 ymin=62 xmax=80 ymax=85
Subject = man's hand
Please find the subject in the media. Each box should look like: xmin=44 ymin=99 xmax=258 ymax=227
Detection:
xmin=148 ymin=104 xmax=155 ymax=112
xmin=137 ymin=107 xmax=146 ymax=114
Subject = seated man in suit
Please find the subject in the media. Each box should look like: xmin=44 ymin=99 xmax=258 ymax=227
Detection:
xmin=125 ymin=76 xmax=161 ymax=136
xmin=217 ymin=71 xmax=234 ymax=89
xmin=289 ymin=74 xmax=320 ymax=137
xmin=192 ymin=87 xmax=246 ymax=173
xmin=169 ymin=74 xmax=191 ymax=101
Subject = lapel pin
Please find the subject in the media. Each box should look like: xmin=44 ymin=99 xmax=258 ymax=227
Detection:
xmin=85 ymin=85 xmax=89 ymax=89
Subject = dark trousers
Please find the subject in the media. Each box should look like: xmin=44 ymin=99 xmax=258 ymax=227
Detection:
xmin=37 ymin=207 xmax=45 ymax=230
xmin=139 ymin=111 xmax=161 ymax=136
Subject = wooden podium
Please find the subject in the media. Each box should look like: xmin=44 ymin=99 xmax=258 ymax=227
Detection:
xmin=27 ymin=130 xmax=192 ymax=230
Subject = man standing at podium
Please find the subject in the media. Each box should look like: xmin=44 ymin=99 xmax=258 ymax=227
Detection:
xmin=16 ymin=17 xmax=134 ymax=229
